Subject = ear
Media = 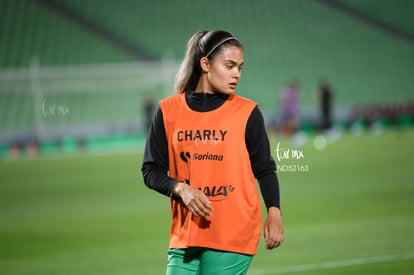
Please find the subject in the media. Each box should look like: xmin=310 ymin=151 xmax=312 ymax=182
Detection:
xmin=200 ymin=57 xmax=210 ymax=73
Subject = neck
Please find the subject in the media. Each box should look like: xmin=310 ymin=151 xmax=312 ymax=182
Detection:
xmin=195 ymin=76 xmax=214 ymax=94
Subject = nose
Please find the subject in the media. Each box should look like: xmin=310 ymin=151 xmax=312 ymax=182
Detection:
xmin=233 ymin=67 xmax=241 ymax=79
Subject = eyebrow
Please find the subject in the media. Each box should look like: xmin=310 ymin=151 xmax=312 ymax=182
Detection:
xmin=225 ymin=59 xmax=244 ymax=66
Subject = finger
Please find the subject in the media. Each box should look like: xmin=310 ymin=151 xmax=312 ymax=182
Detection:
xmin=266 ymin=231 xmax=283 ymax=249
xmin=194 ymin=192 xmax=213 ymax=214
xmin=188 ymin=201 xmax=203 ymax=217
xmin=271 ymin=233 xmax=284 ymax=249
xmin=198 ymin=192 xmax=213 ymax=210
xmin=194 ymin=199 xmax=213 ymax=217
xmin=267 ymin=239 xmax=280 ymax=250
xmin=264 ymin=227 xmax=275 ymax=250
xmin=264 ymin=225 xmax=269 ymax=242
xmin=266 ymin=239 xmax=276 ymax=250
xmin=200 ymin=198 xmax=213 ymax=214
xmin=187 ymin=197 xmax=210 ymax=217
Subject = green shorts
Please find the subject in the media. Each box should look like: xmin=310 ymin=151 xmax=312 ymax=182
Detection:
xmin=166 ymin=247 xmax=253 ymax=275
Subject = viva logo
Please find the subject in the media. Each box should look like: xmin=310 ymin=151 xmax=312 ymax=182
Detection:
xmin=199 ymin=185 xmax=235 ymax=201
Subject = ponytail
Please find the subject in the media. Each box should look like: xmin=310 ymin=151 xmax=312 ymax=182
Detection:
xmin=174 ymin=31 xmax=207 ymax=93
xmin=174 ymin=30 xmax=243 ymax=93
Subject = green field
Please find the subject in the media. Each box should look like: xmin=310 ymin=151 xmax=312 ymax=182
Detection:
xmin=1 ymin=129 xmax=414 ymax=274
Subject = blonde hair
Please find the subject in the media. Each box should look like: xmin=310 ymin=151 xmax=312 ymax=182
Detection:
xmin=174 ymin=30 xmax=242 ymax=93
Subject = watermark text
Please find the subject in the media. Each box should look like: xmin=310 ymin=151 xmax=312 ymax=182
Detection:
xmin=41 ymin=98 xmax=70 ymax=117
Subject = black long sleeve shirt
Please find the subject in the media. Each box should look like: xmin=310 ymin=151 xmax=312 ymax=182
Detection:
xmin=141 ymin=91 xmax=280 ymax=209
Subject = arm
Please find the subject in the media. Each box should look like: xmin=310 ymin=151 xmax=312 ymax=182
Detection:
xmin=141 ymin=107 xmax=178 ymax=197
xmin=141 ymin=107 xmax=212 ymax=217
xmin=245 ymin=106 xmax=284 ymax=249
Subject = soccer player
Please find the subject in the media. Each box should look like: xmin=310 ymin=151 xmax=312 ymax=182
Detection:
xmin=141 ymin=30 xmax=284 ymax=274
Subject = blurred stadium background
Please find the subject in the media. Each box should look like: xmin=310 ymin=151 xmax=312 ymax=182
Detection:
xmin=1 ymin=0 xmax=414 ymax=274
xmin=1 ymin=0 xmax=414 ymax=156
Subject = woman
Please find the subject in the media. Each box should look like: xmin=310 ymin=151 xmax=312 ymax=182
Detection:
xmin=141 ymin=30 xmax=284 ymax=274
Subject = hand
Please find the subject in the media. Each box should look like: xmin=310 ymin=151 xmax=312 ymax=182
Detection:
xmin=264 ymin=207 xmax=284 ymax=250
xmin=173 ymin=182 xmax=213 ymax=217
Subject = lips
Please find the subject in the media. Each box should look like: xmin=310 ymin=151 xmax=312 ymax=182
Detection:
xmin=229 ymin=82 xmax=238 ymax=89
